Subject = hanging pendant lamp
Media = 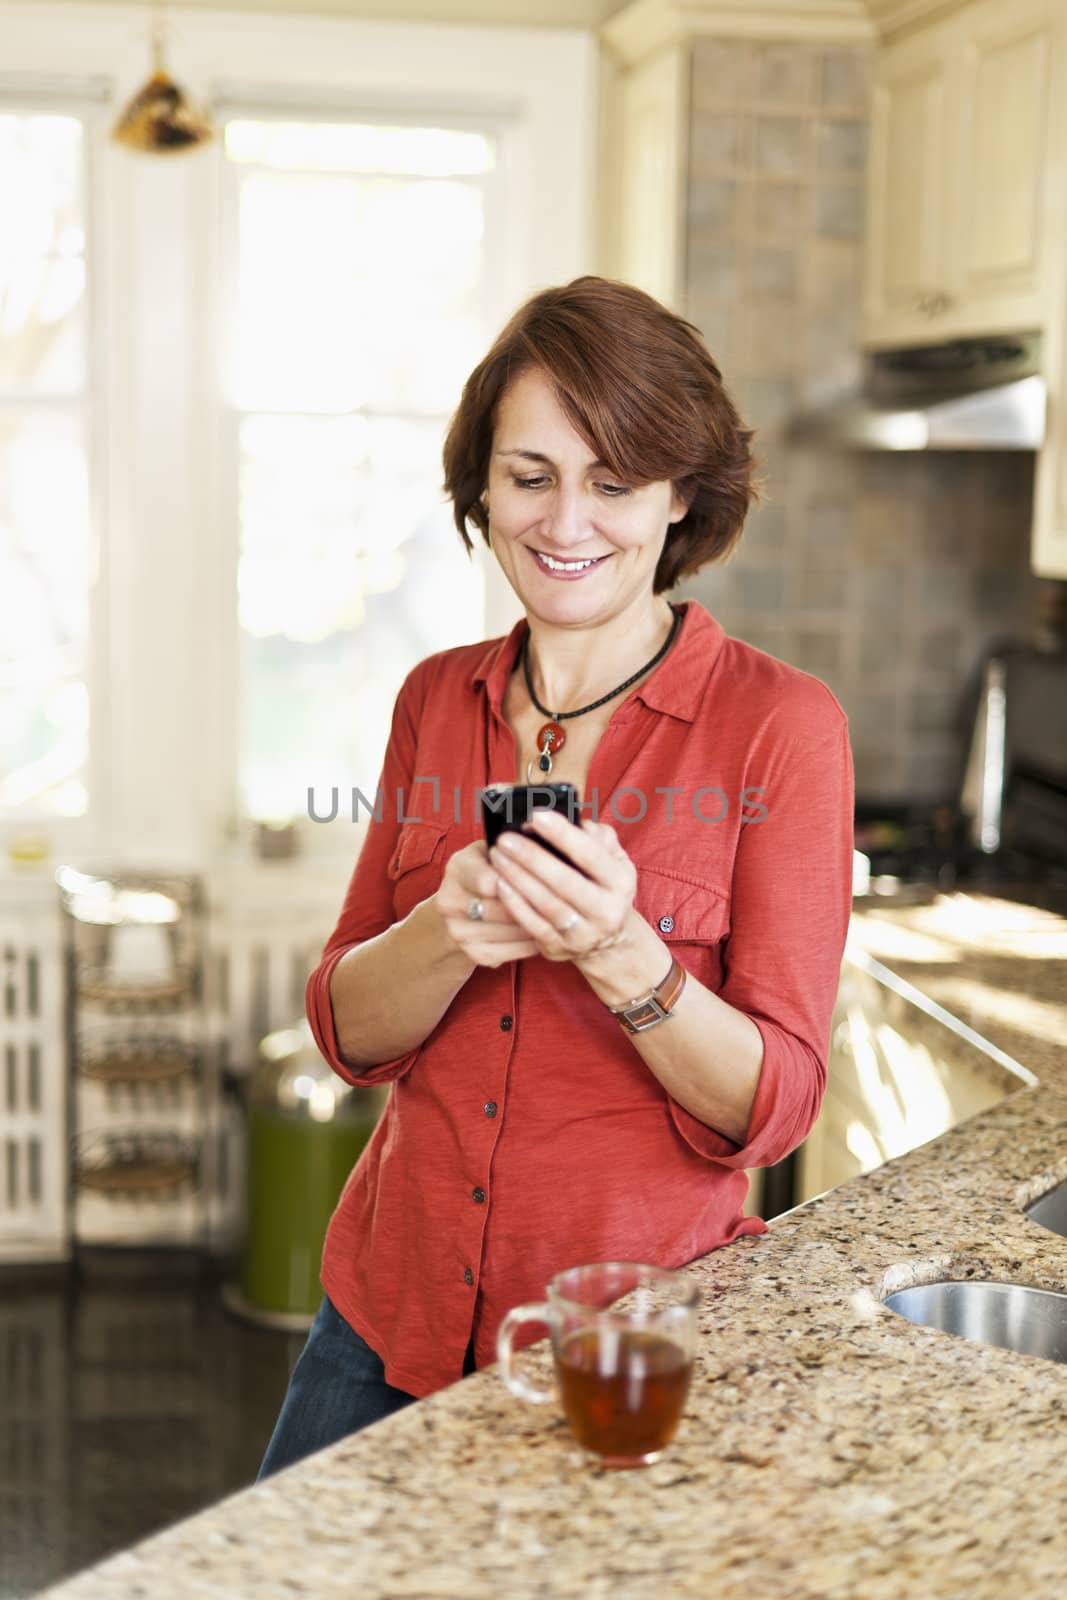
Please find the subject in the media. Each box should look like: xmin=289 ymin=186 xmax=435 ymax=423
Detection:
xmin=111 ymin=4 xmax=215 ymax=156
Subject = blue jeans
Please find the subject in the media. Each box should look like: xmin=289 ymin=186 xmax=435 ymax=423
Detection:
xmin=257 ymin=1294 xmax=477 ymax=1480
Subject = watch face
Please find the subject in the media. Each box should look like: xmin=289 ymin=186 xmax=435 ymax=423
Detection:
xmin=624 ymin=999 xmax=667 ymax=1031
xmin=612 ymin=957 xmax=682 ymax=1030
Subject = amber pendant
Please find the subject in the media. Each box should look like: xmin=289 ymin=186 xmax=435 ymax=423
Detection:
xmin=537 ymin=721 xmax=565 ymax=767
xmin=527 ymin=720 xmax=565 ymax=782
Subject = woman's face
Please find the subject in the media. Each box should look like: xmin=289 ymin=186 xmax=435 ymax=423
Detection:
xmin=486 ymin=366 xmax=689 ymax=622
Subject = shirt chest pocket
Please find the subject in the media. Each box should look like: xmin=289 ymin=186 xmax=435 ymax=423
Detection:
xmin=388 ymin=821 xmax=449 ymax=921
xmin=632 ymin=864 xmax=729 ymax=984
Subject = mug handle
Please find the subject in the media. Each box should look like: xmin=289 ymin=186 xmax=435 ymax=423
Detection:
xmin=496 ymin=1302 xmax=554 ymax=1403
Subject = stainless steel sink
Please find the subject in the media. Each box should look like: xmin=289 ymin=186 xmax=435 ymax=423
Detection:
xmin=882 ymin=1280 xmax=1067 ymax=1365
xmin=1025 ymin=1184 xmax=1067 ymax=1239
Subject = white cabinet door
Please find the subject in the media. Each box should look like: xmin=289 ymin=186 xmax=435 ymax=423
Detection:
xmin=863 ymin=26 xmax=957 ymax=347
xmin=615 ymin=44 xmax=689 ymax=310
xmin=950 ymin=0 xmax=1057 ymax=336
xmin=1033 ymin=268 xmax=1067 ymax=579
xmin=1029 ymin=1 xmax=1067 ymax=578
xmin=863 ymin=0 xmax=1059 ymax=350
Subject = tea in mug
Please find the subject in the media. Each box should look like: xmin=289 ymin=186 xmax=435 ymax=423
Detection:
xmin=555 ymin=1326 xmax=693 ymax=1464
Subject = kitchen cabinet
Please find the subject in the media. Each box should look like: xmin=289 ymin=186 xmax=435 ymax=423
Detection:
xmin=601 ymin=0 xmax=1067 ymax=578
xmin=795 ymin=951 xmax=1035 ymax=1205
xmin=606 ymin=38 xmax=689 ymax=309
xmin=1034 ymin=308 xmax=1067 ymax=579
xmin=863 ymin=25 xmax=956 ymax=345
xmin=863 ymin=0 xmax=1060 ymax=350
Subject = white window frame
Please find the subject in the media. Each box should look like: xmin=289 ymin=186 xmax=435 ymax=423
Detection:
xmin=0 ymin=3 xmax=598 ymax=874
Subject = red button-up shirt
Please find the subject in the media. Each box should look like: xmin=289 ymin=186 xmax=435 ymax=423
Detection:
xmin=307 ymin=598 xmax=854 ymax=1397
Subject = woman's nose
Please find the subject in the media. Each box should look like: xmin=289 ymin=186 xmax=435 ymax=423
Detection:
xmin=539 ymin=489 xmax=591 ymax=547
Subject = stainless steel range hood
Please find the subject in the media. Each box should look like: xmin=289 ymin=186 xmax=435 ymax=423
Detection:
xmin=789 ymin=332 xmax=1045 ymax=451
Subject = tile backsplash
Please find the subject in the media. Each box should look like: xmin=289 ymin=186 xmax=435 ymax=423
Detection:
xmin=676 ymin=35 xmax=1047 ymax=806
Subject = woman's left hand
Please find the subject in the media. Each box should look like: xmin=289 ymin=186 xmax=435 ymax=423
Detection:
xmin=487 ymin=809 xmax=638 ymax=964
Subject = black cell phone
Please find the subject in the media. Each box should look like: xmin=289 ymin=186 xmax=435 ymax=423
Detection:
xmin=481 ymin=782 xmax=585 ymax=870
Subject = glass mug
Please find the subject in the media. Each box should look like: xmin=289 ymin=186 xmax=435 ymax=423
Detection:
xmin=496 ymin=1262 xmax=699 ymax=1469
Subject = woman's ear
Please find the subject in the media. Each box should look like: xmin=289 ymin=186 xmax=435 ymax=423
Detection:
xmin=668 ymin=482 xmax=694 ymax=525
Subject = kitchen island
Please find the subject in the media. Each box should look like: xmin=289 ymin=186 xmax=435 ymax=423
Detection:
xmin=39 ymin=884 xmax=1067 ymax=1600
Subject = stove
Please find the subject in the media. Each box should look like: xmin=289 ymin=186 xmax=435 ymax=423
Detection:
xmin=853 ymin=800 xmax=1067 ymax=900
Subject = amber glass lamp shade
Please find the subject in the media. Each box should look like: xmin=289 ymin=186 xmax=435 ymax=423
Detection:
xmin=111 ymin=12 xmax=215 ymax=156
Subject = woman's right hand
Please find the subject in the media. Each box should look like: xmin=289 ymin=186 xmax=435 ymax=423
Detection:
xmin=434 ymin=840 xmax=543 ymax=968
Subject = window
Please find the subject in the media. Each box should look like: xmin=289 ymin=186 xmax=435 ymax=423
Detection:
xmin=223 ymin=116 xmax=496 ymax=828
xmin=0 ymin=110 xmax=92 ymax=824
xmin=0 ymin=7 xmax=593 ymax=866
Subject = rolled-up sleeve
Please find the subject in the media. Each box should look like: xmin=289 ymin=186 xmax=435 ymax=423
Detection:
xmin=668 ymin=714 xmax=855 ymax=1167
xmin=305 ymin=662 xmax=428 ymax=1089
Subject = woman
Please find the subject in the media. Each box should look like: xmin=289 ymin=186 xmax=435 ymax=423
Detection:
xmin=257 ymin=275 xmax=854 ymax=1479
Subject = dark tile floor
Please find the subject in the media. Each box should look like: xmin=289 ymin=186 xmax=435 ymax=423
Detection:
xmin=0 ymin=1250 xmax=303 ymax=1599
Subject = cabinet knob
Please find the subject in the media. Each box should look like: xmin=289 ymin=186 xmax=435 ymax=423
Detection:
xmin=917 ymin=290 xmax=953 ymax=316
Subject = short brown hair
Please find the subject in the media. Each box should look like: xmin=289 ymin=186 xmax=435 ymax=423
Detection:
xmin=441 ymin=274 xmax=758 ymax=594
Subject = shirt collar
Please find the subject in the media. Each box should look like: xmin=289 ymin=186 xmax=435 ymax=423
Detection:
xmin=470 ymin=598 xmax=725 ymax=724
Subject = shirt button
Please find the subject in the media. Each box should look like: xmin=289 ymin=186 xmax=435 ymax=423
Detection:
xmin=472 ymin=1187 xmax=486 ymax=1203
xmin=484 ymin=1101 xmax=498 ymax=1117
xmin=658 ymin=915 xmax=675 ymax=933
xmin=500 ymin=1015 xmax=513 ymax=1031
xmin=463 ymin=1267 xmax=474 ymax=1285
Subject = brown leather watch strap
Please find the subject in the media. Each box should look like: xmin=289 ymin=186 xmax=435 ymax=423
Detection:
xmin=607 ymin=955 xmax=687 ymax=1034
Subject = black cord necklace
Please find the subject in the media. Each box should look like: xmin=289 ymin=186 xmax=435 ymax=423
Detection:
xmin=520 ymin=602 xmax=684 ymax=782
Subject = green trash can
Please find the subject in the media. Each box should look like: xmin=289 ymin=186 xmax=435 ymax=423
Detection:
xmin=223 ymin=1019 xmax=386 ymax=1330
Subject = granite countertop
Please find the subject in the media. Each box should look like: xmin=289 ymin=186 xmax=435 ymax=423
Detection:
xmin=40 ymin=883 xmax=1067 ymax=1600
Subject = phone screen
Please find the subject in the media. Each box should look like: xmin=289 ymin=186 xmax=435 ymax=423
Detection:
xmin=481 ymin=783 xmax=585 ymax=870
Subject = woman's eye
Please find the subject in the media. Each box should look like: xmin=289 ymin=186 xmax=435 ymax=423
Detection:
xmin=512 ymin=476 xmax=631 ymax=496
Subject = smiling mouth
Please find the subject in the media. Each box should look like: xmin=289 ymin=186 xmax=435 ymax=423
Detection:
xmin=529 ymin=548 xmax=612 ymax=574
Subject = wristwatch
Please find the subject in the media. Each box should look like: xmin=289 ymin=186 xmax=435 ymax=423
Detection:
xmin=606 ymin=955 xmax=687 ymax=1033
